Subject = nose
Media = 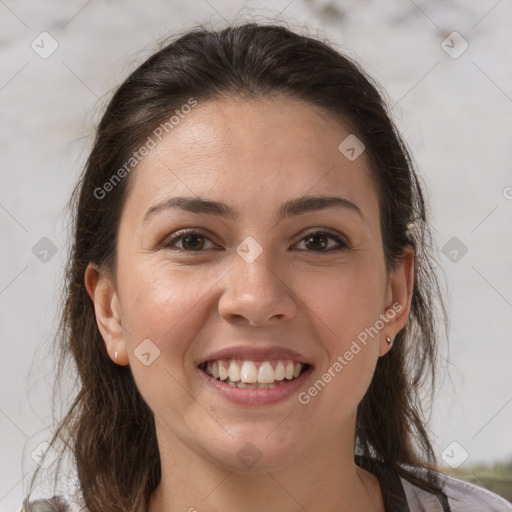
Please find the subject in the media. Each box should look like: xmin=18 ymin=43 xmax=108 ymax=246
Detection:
xmin=218 ymin=250 xmax=297 ymax=327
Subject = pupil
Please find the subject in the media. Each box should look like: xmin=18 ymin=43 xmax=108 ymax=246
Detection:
xmin=183 ymin=234 xmax=204 ymax=250
xmin=306 ymin=234 xmax=327 ymax=250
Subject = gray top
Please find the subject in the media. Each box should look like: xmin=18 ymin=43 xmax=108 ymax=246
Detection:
xmin=401 ymin=473 xmax=512 ymax=511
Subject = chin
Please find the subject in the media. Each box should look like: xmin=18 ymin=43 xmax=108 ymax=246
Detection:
xmin=202 ymin=430 xmax=304 ymax=474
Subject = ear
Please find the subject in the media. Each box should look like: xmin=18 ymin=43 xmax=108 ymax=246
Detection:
xmin=84 ymin=263 xmax=129 ymax=365
xmin=379 ymin=245 xmax=415 ymax=356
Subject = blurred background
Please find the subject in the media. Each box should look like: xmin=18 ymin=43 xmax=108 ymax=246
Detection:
xmin=1 ymin=0 xmax=511 ymax=509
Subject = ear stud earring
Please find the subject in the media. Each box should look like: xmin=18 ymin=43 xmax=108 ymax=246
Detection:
xmin=114 ymin=351 xmax=118 ymax=360
xmin=386 ymin=336 xmax=393 ymax=345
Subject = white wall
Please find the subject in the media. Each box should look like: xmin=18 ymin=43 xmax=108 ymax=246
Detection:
xmin=1 ymin=1 xmax=511 ymax=510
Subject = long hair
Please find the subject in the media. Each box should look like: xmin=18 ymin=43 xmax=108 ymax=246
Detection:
xmin=23 ymin=22 xmax=447 ymax=512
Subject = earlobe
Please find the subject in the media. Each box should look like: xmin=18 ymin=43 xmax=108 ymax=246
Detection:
xmin=84 ymin=263 xmax=129 ymax=366
xmin=379 ymin=245 xmax=415 ymax=356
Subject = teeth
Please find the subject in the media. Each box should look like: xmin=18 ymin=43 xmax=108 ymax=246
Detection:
xmin=228 ymin=360 xmax=241 ymax=382
xmin=212 ymin=361 xmax=220 ymax=379
xmin=258 ymin=362 xmax=275 ymax=384
xmin=285 ymin=361 xmax=294 ymax=380
xmin=241 ymin=361 xmax=258 ymax=383
xmin=202 ymin=359 xmax=306 ymax=385
xmin=218 ymin=360 xmax=229 ymax=381
xmin=236 ymin=381 xmax=269 ymax=389
xmin=274 ymin=361 xmax=285 ymax=381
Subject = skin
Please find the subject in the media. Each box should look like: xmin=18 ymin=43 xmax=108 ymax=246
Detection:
xmin=85 ymin=96 xmax=414 ymax=512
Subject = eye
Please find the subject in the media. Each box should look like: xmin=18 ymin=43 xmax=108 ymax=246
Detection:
xmin=293 ymin=230 xmax=347 ymax=252
xmin=162 ymin=230 xmax=219 ymax=252
xmin=161 ymin=229 xmax=348 ymax=253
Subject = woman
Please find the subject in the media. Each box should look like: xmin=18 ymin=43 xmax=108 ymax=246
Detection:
xmin=23 ymin=22 xmax=512 ymax=512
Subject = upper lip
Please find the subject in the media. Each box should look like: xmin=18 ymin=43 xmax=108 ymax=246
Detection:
xmin=196 ymin=345 xmax=313 ymax=367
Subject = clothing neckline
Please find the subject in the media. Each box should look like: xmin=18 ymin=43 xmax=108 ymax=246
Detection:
xmin=354 ymin=455 xmax=411 ymax=512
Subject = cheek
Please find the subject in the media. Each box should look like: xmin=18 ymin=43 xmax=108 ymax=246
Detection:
xmin=297 ymin=258 xmax=387 ymax=343
xmin=294 ymin=259 xmax=385 ymax=409
xmin=118 ymin=261 xmax=218 ymax=424
xmin=117 ymin=259 xmax=220 ymax=357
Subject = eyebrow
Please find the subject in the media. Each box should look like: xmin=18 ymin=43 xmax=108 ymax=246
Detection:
xmin=143 ymin=195 xmax=363 ymax=224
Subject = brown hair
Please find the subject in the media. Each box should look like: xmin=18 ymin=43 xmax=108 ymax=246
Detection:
xmin=24 ymin=21 xmax=447 ymax=512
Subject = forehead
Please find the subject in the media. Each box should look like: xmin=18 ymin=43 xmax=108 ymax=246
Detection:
xmin=124 ymin=97 xmax=378 ymax=223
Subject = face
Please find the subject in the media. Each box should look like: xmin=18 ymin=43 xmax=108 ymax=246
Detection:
xmin=87 ymin=96 xmax=413 ymax=473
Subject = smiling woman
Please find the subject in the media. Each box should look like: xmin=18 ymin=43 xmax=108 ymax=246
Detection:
xmin=22 ymin=22 xmax=511 ymax=512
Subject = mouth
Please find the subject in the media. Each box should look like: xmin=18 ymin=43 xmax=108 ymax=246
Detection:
xmin=199 ymin=359 xmax=311 ymax=389
xmin=197 ymin=358 xmax=313 ymax=405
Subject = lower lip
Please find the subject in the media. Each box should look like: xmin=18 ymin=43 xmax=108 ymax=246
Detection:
xmin=198 ymin=366 xmax=314 ymax=405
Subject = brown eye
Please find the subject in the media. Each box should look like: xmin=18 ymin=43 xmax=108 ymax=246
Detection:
xmin=162 ymin=231 xmax=217 ymax=252
xmin=305 ymin=234 xmax=328 ymax=250
xmin=295 ymin=231 xmax=347 ymax=252
xmin=181 ymin=233 xmax=205 ymax=250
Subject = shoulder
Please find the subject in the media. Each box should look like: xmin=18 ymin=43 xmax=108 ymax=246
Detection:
xmin=22 ymin=487 xmax=85 ymax=512
xmin=21 ymin=497 xmax=72 ymax=512
xmin=400 ymin=471 xmax=512 ymax=512
xmin=440 ymin=472 xmax=512 ymax=511
xmin=22 ymin=476 xmax=85 ymax=512
xmin=22 ymin=497 xmax=86 ymax=512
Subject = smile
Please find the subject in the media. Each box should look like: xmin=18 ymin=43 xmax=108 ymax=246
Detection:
xmin=200 ymin=359 xmax=308 ymax=388
xmin=198 ymin=359 xmax=313 ymax=405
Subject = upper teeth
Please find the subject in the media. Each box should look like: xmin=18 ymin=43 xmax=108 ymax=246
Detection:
xmin=204 ymin=360 xmax=304 ymax=384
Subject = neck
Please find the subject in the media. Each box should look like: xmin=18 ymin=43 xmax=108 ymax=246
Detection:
xmin=147 ymin=417 xmax=384 ymax=512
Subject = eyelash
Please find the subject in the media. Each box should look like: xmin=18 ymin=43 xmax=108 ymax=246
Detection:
xmin=161 ymin=229 xmax=348 ymax=254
